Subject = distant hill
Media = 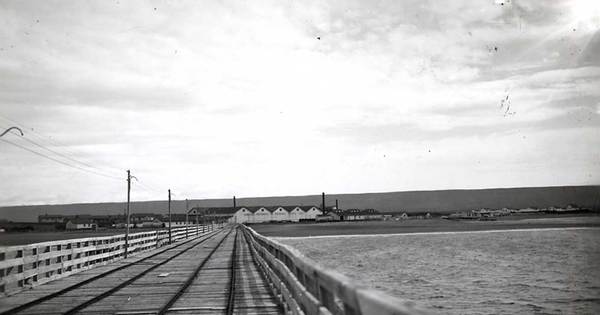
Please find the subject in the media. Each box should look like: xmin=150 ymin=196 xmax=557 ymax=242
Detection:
xmin=1 ymin=185 xmax=598 ymax=222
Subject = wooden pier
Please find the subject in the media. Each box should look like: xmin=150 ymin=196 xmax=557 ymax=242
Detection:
xmin=1 ymin=225 xmax=431 ymax=315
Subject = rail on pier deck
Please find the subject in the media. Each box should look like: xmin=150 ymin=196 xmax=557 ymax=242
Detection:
xmin=0 ymin=223 xmax=225 ymax=296
xmin=242 ymin=225 xmax=431 ymax=315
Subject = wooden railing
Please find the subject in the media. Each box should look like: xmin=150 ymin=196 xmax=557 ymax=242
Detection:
xmin=241 ymin=225 xmax=431 ymax=315
xmin=0 ymin=223 xmax=224 ymax=296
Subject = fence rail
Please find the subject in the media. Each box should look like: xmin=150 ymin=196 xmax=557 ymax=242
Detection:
xmin=241 ymin=225 xmax=431 ymax=315
xmin=0 ymin=223 xmax=223 ymax=296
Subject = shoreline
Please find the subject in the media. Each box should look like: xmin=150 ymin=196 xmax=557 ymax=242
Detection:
xmin=251 ymin=214 xmax=600 ymax=237
xmin=271 ymin=226 xmax=600 ymax=240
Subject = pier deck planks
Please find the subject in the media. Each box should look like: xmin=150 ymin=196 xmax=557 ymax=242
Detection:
xmin=0 ymin=227 xmax=282 ymax=315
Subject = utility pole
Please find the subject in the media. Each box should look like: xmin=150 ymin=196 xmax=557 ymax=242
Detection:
xmin=195 ymin=204 xmax=199 ymax=236
xmin=233 ymin=196 xmax=237 ymax=223
xmin=322 ymin=192 xmax=326 ymax=211
xmin=125 ymin=170 xmax=131 ymax=259
xmin=202 ymin=209 xmax=206 ymax=233
xmin=168 ymin=189 xmax=172 ymax=244
xmin=185 ymin=199 xmax=189 ymax=239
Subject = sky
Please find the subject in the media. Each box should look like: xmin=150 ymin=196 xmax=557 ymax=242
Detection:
xmin=0 ymin=0 xmax=599 ymax=207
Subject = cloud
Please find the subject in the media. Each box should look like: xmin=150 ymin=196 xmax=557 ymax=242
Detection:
xmin=0 ymin=0 xmax=598 ymax=206
xmin=321 ymin=105 xmax=600 ymax=145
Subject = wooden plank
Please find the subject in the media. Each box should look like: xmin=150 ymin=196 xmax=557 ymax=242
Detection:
xmin=0 ymin=227 xmax=221 ymax=300
xmin=0 ymin=225 xmax=282 ymax=315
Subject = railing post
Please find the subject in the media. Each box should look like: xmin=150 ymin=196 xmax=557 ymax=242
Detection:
xmin=156 ymin=230 xmax=159 ymax=248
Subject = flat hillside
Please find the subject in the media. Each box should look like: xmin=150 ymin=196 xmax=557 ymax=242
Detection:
xmin=0 ymin=185 xmax=598 ymax=222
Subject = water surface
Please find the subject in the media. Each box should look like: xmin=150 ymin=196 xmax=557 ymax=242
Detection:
xmin=278 ymin=228 xmax=600 ymax=314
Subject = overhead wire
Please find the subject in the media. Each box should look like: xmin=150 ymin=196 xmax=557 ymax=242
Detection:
xmin=136 ymin=179 xmax=165 ymax=194
xmin=0 ymin=137 xmax=122 ymax=181
xmin=1 ymin=115 xmax=174 ymax=197
xmin=1 ymin=121 xmax=122 ymax=181
xmin=0 ymin=115 xmax=123 ymax=176
xmin=18 ymin=135 xmax=122 ymax=179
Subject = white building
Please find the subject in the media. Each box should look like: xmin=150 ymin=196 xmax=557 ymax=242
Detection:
xmin=232 ymin=207 xmax=253 ymax=223
xmin=289 ymin=207 xmax=306 ymax=222
xmin=252 ymin=207 xmax=272 ymax=223
xmin=227 ymin=205 xmax=322 ymax=223
xmin=303 ymin=206 xmax=323 ymax=220
xmin=270 ymin=207 xmax=290 ymax=222
xmin=66 ymin=219 xmax=97 ymax=230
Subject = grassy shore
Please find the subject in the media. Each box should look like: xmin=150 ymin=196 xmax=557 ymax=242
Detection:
xmin=251 ymin=213 xmax=600 ymax=237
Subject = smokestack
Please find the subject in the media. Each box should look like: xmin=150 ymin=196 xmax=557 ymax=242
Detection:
xmin=233 ymin=196 xmax=237 ymax=208
xmin=336 ymin=199 xmax=339 ymax=210
xmin=322 ymin=192 xmax=326 ymax=211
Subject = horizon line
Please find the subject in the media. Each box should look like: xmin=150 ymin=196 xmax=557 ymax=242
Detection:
xmin=1 ymin=183 xmax=598 ymax=209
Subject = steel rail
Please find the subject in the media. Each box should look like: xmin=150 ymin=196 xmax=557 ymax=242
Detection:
xmin=62 ymin=229 xmax=228 ymax=315
xmin=157 ymin=227 xmax=237 ymax=315
xmin=225 ymin=229 xmax=239 ymax=315
xmin=1 ymin=228 xmax=221 ymax=315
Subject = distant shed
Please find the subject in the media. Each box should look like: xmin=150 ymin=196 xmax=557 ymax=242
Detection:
xmin=65 ymin=219 xmax=97 ymax=230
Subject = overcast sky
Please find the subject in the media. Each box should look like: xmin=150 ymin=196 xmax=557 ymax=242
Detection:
xmin=0 ymin=0 xmax=599 ymax=207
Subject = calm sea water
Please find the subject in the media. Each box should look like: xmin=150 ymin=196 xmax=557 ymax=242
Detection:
xmin=278 ymin=228 xmax=600 ymax=314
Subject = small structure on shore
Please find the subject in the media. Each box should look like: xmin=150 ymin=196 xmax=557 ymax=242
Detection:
xmin=65 ymin=219 xmax=97 ymax=230
xmin=38 ymin=214 xmax=67 ymax=223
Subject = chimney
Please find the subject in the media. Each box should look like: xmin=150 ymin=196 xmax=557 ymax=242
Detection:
xmin=233 ymin=196 xmax=237 ymax=208
xmin=322 ymin=192 xmax=326 ymax=211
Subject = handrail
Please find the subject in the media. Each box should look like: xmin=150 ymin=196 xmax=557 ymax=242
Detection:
xmin=241 ymin=225 xmax=431 ymax=315
xmin=0 ymin=223 xmax=225 ymax=296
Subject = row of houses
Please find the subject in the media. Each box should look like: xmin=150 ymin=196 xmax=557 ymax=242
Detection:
xmin=390 ymin=213 xmax=432 ymax=220
xmin=445 ymin=205 xmax=585 ymax=220
xmin=208 ymin=206 xmax=387 ymax=223
xmin=38 ymin=206 xmax=324 ymax=228
xmin=314 ymin=208 xmax=385 ymax=222
xmin=39 ymin=213 xmax=194 ymax=230
xmin=197 ymin=206 xmax=324 ymax=223
xmin=38 ymin=205 xmax=390 ymax=228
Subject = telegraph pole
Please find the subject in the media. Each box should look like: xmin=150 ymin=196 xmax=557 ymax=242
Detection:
xmin=202 ymin=209 xmax=206 ymax=233
xmin=195 ymin=205 xmax=199 ymax=235
xmin=125 ymin=170 xmax=131 ymax=258
xmin=168 ymin=189 xmax=172 ymax=244
xmin=185 ymin=199 xmax=189 ymax=239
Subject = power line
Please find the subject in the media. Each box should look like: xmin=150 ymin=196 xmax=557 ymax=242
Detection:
xmin=136 ymin=179 xmax=164 ymax=194
xmin=1 ymin=115 xmax=170 ymax=196
xmin=0 ymin=138 xmax=122 ymax=181
xmin=0 ymin=114 xmax=123 ymax=175
xmin=17 ymin=136 xmax=121 ymax=178
xmin=0 ymin=121 xmax=121 ymax=179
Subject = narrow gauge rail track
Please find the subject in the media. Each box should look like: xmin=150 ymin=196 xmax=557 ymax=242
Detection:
xmin=3 ymin=226 xmax=282 ymax=315
xmin=159 ymin=226 xmax=282 ymax=315
xmin=225 ymin=231 xmax=238 ymax=315
xmin=2 ymin=228 xmax=227 ymax=315
xmin=63 ymin=229 xmax=234 ymax=315
xmin=156 ymin=228 xmax=238 ymax=315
